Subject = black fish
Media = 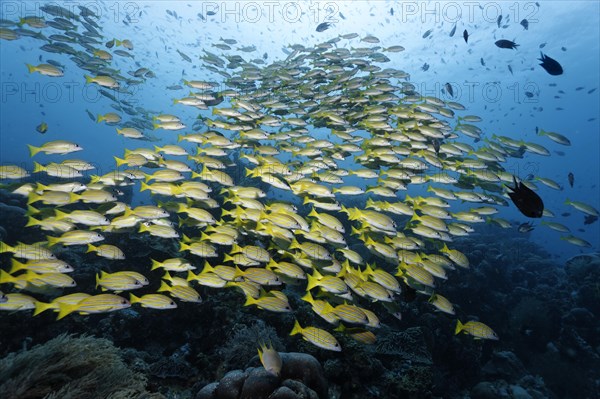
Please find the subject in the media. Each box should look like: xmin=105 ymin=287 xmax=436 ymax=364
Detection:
xmin=390 ymin=8 xmax=394 ymax=16
xmin=463 ymin=29 xmax=469 ymax=43
xmin=561 ymin=46 xmax=567 ymax=51
xmin=495 ymin=39 xmax=519 ymax=49
xmin=445 ymin=83 xmax=454 ymax=97
xmin=525 ymin=91 xmax=534 ymax=98
xmin=449 ymin=24 xmax=456 ymax=37
xmin=206 ymin=10 xmax=217 ymax=16
xmin=520 ymin=19 xmax=529 ymax=30
xmin=316 ymin=22 xmax=331 ymax=32
xmin=422 ymin=29 xmax=433 ymax=39
xmin=480 ymin=57 xmax=486 ymax=66
xmin=421 ymin=63 xmax=429 ymax=71
xmin=539 ymin=42 xmax=546 ymax=48
xmin=568 ymin=172 xmax=574 ymax=187
xmin=584 ymin=215 xmax=598 ymax=225
xmin=105 ymin=39 xmax=114 ymax=48
xmin=506 ymin=176 xmax=544 ymax=218
xmin=539 ymin=52 xmax=563 ymax=75
xmin=508 ymin=65 xmax=513 ymax=75
xmin=497 ymin=15 xmax=502 ymax=28
xmin=339 ymin=12 xmax=345 ymax=20
xmin=518 ymin=222 xmax=535 ymax=233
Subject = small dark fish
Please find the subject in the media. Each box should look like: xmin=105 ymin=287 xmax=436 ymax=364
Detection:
xmin=463 ymin=29 xmax=469 ymax=43
xmin=506 ymin=176 xmax=544 ymax=218
xmin=390 ymin=8 xmax=394 ymax=16
xmin=495 ymin=39 xmax=519 ymax=49
xmin=480 ymin=57 xmax=486 ymax=66
xmin=518 ymin=222 xmax=535 ymax=233
xmin=316 ymin=22 xmax=331 ymax=32
xmin=568 ymin=172 xmax=574 ymax=188
xmin=85 ymin=109 xmax=95 ymax=121
xmin=177 ymin=49 xmax=192 ymax=62
xmin=575 ymin=86 xmax=584 ymax=91
xmin=561 ymin=212 xmax=571 ymax=217
xmin=561 ymin=46 xmax=567 ymax=51
xmin=449 ymin=24 xmax=456 ymax=37
xmin=263 ymin=52 xmax=268 ymax=60
xmin=584 ymin=215 xmax=598 ymax=225
xmin=421 ymin=63 xmax=429 ymax=71
xmin=445 ymin=83 xmax=454 ymax=97
xmin=539 ymin=52 xmax=563 ymax=75
xmin=508 ymin=65 xmax=513 ymax=75
xmin=588 ymin=88 xmax=597 ymax=94
xmin=539 ymin=42 xmax=546 ymax=48
xmin=206 ymin=10 xmax=217 ymax=16
xmin=105 ymin=39 xmax=114 ymax=48
xmin=520 ymin=19 xmax=529 ymax=30
xmin=525 ymin=91 xmax=534 ymax=98
xmin=554 ymin=151 xmax=565 ymax=156
xmin=422 ymin=29 xmax=433 ymax=39
xmin=36 ymin=122 xmax=48 ymax=134
xmin=497 ymin=15 xmax=502 ymax=28
xmin=339 ymin=12 xmax=345 ymax=20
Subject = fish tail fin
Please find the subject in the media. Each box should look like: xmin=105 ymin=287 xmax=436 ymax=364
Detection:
xmin=26 ymin=63 xmax=36 ymax=73
xmin=27 ymin=144 xmax=40 ymax=157
xmin=290 ymin=320 xmax=303 ymax=336
xmin=33 ymin=301 xmax=53 ymax=316
xmin=84 ymin=75 xmax=93 ymax=84
xmin=243 ymin=295 xmax=257 ymax=307
xmin=46 ymin=235 xmax=59 ymax=248
xmin=0 ymin=269 xmax=15 ymax=284
xmin=57 ymin=303 xmax=77 ymax=320
xmin=129 ymin=293 xmax=141 ymax=304
xmin=455 ymin=320 xmax=464 ymax=335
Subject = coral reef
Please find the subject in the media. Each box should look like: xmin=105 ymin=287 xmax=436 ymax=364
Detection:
xmin=195 ymin=352 xmax=326 ymax=399
xmin=0 ymin=334 xmax=163 ymax=399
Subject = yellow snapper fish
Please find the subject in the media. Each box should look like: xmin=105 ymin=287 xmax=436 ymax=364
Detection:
xmin=290 ymin=320 xmax=341 ymax=351
xmin=57 ymin=294 xmax=130 ymax=320
xmin=129 ymin=293 xmax=177 ymax=310
xmin=28 ymin=140 xmax=82 ymax=156
xmin=455 ymin=320 xmax=499 ymax=340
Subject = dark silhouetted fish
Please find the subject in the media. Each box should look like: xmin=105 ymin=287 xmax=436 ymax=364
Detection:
xmin=525 ymin=91 xmax=534 ymax=98
xmin=497 ymin=15 xmax=502 ymax=28
xmin=480 ymin=57 xmax=485 ymax=66
xmin=422 ymin=29 xmax=433 ymax=39
xmin=316 ymin=22 xmax=331 ymax=32
xmin=445 ymin=83 xmax=454 ymax=97
xmin=463 ymin=29 xmax=469 ymax=43
xmin=520 ymin=19 xmax=529 ymax=30
xmin=390 ymin=8 xmax=394 ymax=16
xmin=449 ymin=24 xmax=456 ymax=37
xmin=539 ymin=42 xmax=546 ymax=48
xmin=518 ymin=222 xmax=535 ymax=233
xmin=495 ymin=39 xmax=519 ymax=49
xmin=506 ymin=176 xmax=544 ymax=218
xmin=584 ymin=215 xmax=598 ymax=225
xmin=421 ymin=63 xmax=429 ymax=71
xmin=568 ymin=172 xmax=574 ymax=188
xmin=539 ymin=52 xmax=563 ymax=75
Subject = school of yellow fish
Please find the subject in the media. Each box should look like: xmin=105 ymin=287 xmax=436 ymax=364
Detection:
xmin=1 ymin=5 xmax=598 ymax=351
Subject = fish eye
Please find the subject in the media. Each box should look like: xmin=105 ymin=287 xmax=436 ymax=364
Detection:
xmin=121 ymin=300 xmax=127 ymax=304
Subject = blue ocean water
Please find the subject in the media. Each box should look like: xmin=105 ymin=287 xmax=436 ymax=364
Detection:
xmin=1 ymin=1 xmax=598 ymax=260
xmin=1 ymin=1 xmax=599 ymax=398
